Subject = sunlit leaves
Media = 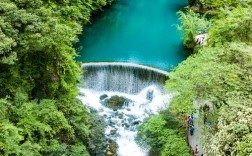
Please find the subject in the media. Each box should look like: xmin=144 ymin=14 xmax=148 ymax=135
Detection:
xmin=0 ymin=121 xmax=23 ymax=155
xmin=0 ymin=0 xmax=112 ymax=155
xmin=165 ymin=42 xmax=252 ymax=155
xmin=199 ymin=0 xmax=252 ymax=12
xmin=208 ymin=7 xmax=252 ymax=45
xmin=136 ymin=112 xmax=190 ymax=155
xmin=177 ymin=9 xmax=211 ymax=50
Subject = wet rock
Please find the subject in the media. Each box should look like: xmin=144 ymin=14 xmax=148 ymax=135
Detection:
xmin=110 ymin=129 xmax=117 ymax=135
xmin=127 ymin=108 xmax=131 ymax=111
xmin=102 ymin=95 xmax=131 ymax=109
xmin=133 ymin=120 xmax=141 ymax=125
xmin=105 ymin=139 xmax=118 ymax=156
xmin=100 ymin=94 xmax=108 ymax=100
xmin=122 ymin=123 xmax=130 ymax=128
xmin=105 ymin=151 xmax=114 ymax=156
xmin=118 ymin=113 xmax=124 ymax=119
xmin=109 ymin=121 xmax=116 ymax=126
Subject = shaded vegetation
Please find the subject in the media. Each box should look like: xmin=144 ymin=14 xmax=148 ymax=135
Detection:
xmin=136 ymin=110 xmax=191 ymax=156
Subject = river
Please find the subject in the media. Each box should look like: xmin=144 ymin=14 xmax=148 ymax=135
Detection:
xmin=77 ymin=0 xmax=187 ymax=71
xmin=77 ymin=0 xmax=187 ymax=155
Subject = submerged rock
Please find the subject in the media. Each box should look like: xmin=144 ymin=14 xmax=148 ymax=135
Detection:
xmin=110 ymin=129 xmax=117 ymax=135
xmin=78 ymin=92 xmax=85 ymax=96
xmin=100 ymin=94 xmax=108 ymax=100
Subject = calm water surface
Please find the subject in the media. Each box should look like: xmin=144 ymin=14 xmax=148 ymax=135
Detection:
xmin=77 ymin=0 xmax=187 ymax=71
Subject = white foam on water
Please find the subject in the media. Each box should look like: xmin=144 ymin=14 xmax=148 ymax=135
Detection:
xmin=78 ymin=85 xmax=172 ymax=156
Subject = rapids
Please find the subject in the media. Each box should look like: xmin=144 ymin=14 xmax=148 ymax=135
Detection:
xmin=78 ymin=63 xmax=171 ymax=156
xmin=78 ymin=86 xmax=172 ymax=156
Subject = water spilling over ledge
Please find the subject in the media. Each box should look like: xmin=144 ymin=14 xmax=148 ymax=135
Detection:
xmin=79 ymin=62 xmax=172 ymax=156
xmin=82 ymin=62 xmax=169 ymax=94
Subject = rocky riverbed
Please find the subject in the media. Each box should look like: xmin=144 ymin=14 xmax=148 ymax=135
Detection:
xmin=78 ymin=85 xmax=172 ymax=156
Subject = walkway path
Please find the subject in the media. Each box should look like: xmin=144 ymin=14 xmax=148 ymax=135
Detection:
xmin=188 ymin=102 xmax=204 ymax=156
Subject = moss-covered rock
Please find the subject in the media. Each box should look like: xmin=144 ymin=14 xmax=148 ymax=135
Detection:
xmin=105 ymin=139 xmax=118 ymax=156
xmin=102 ymin=95 xmax=130 ymax=109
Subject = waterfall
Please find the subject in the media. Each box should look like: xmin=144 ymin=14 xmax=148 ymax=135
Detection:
xmin=79 ymin=62 xmax=171 ymax=156
xmin=82 ymin=62 xmax=169 ymax=94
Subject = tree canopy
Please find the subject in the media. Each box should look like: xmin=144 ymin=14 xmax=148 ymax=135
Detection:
xmin=0 ymin=0 xmax=112 ymax=155
xmin=166 ymin=1 xmax=252 ymax=155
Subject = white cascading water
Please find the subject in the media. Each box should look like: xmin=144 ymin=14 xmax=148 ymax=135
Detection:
xmin=82 ymin=62 xmax=168 ymax=94
xmin=78 ymin=63 xmax=171 ymax=156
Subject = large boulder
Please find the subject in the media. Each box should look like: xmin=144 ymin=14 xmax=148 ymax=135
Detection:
xmin=101 ymin=95 xmax=131 ymax=109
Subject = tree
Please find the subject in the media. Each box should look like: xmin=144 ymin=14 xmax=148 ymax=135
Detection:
xmin=136 ymin=111 xmax=191 ymax=155
xmin=208 ymin=7 xmax=252 ymax=46
xmin=165 ymin=42 xmax=252 ymax=155
xmin=177 ymin=9 xmax=211 ymax=51
xmin=199 ymin=0 xmax=252 ymax=12
xmin=0 ymin=0 xmax=113 ymax=155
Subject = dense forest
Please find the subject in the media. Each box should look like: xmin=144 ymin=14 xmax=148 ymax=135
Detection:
xmin=1 ymin=0 xmax=251 ymax=156
xmin=0 ymin=0 xmax=112 ymax=155
xmin=138 ymin=0 xmax=252 ymax=155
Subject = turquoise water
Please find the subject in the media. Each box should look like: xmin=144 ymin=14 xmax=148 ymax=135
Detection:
xmin=77 ymin=0 xmax=188 ymax=71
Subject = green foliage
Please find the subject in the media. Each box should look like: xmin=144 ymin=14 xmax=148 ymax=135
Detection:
xmin=160 ymin=136 xmax=191 ymax=156
xmin=69 ymin=142 xmax=90 ymax=156
xmin=198 ymin=0 xmax=252 ymax=13
xmin=208 ymin=7 xmax=252 ymax=45
xmin=136 ymin=111 xmax=191 ymax=156
xmin=177 ymin=9 xmax=211 ymax=51
xmin=86 ymin=109 xmax=106 ymax=156
xmin=0 ymin=98 xmax=93 ymax=155
xmin=187 ymin=0 xmax=196 ymax=6
xmin=0 ymin=0 xmax=112 ymax=155
xmin=167 ymin=9 xmax=252 ymax=154
xmin=0 ymin=120 xmax=23 ymax=155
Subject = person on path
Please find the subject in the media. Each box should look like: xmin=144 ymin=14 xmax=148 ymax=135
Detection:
xmin=203 ymin=114 xmax=208 ymax=125
xmin=190 ymin=116 xmax=194 ymax=126
xmin=187 ymin=116 xmax=191 ymax=124
xmin=189 ymin=126 xmax=194 ymax=136
xmin=194 ymin=145 xmax=199 ymax=155
xmin=191 ymin=110 xmax=194 ymax=118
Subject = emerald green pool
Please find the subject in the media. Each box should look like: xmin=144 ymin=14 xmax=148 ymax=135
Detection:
xmin=77 ymin=0 xmax=188 ymax=71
